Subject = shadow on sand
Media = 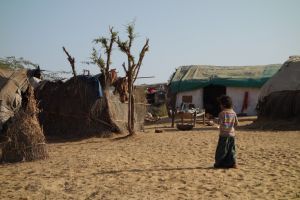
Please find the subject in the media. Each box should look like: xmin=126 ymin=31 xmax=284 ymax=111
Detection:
xmin=92 ymin=166 xmax=224 ymax=175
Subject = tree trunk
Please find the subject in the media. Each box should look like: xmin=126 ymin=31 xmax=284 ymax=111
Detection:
xmin=127 ymin=75 xmax=134 ymax=135
xmin=130 ymin=92 xmax=135 ymax=133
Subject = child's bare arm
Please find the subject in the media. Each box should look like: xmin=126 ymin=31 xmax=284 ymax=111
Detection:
xmin=215 ymin=112 xmax=223 ymax=129
xmin=234 ymin=115 xmax=239 ymax=127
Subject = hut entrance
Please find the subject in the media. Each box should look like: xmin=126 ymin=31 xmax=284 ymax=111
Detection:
xmin=203 ymin=85 xmax=226 ymax=117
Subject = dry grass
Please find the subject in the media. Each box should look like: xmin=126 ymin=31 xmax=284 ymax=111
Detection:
xmin=1 ymin=86 xmax=48 ymax=163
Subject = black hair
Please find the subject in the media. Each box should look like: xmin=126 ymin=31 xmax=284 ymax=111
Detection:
xmin=218 ymin=95 xmax=233 ymax=109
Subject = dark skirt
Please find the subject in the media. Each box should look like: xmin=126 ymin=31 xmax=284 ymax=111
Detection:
xmin=214 ymin=136 xmax=236 ymax=168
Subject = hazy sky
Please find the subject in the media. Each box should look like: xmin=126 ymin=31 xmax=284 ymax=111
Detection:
xmin=1 ymin=0 xmax=300 ymax=84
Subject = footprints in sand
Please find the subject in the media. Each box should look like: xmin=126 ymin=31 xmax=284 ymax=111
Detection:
xmin=0 ymin=131 xmax=299 ymax=199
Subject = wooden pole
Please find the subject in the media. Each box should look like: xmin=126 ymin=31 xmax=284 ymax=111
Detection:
xmin=171 ymin=109 xmax=175 ymax=128
xmin=62 ymin=46 xmax=77 ymax=77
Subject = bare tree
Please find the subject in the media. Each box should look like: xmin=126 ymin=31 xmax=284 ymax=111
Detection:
xmin=62 ymin=46 xmax=77 ymax=77
xmin=117 ymin=24 xmax=149 ymax=136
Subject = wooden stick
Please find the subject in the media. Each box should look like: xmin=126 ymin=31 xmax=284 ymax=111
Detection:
xmin=136 ymin=76 xmax=155 ymax=79
xmin=62 ymin=46 xmax=77 ymax=77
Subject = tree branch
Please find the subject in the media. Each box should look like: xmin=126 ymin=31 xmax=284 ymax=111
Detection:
xmin=133 ymin=39 xmax=149 ymax=82
xmin=91 ymin=27 xmax=118 ymax=88
xmin=122 ymin=62 xmax=128 ymax=74
xmin=106 ymin=27 xmax=117 ymax=72
xmin=91 ymin=48 xmax=105 ymax=72
xmin=62 ymin=46 xmax=77 ymax=77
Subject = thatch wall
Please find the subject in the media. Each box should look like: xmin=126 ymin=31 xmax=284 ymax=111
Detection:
xmin=252 ymin=56 xmax=300 ymax=130
xmin=257 ymin=90 xmax=300 ymax=120
xmin=1 ymin=86 xmax=48 ymax=162
xmin=251 ymin=90 xmax=300 ymax=130
xmin=35 ymin=75 xmax=146 ymax=138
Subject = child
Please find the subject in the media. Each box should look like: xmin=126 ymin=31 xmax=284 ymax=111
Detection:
xmin=214 ymin=95 xmax=239 ymax=169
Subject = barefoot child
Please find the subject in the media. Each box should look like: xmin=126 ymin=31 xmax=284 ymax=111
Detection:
xmin=214 ymin=95 xmax=238 ymax=168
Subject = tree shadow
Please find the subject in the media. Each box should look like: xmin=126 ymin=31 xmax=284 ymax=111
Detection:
xmin=46 ymin=131 xmax=114 ymax=144
xmin=112 ymin=134 xmax=134 ymax=140
xmin=144 ymin=125 xmax=218 ymax=133
xmin=93 ymin=166 xmax=220 ymax=175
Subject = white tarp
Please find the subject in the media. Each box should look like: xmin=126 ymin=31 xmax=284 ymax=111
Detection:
xmin=0 ymin=68 xmax=29 ymax=129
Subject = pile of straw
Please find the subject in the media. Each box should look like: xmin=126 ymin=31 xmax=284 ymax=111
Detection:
xmin=1 ymin=86 xmax=48 ymax=163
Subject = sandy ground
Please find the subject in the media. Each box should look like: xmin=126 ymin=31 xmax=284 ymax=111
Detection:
xmin=0 ymin=121 xmax=299 ymax=200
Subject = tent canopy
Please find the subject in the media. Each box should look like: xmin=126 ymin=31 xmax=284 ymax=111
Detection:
xmin=169 ymin=64 xmax=281 ymax=93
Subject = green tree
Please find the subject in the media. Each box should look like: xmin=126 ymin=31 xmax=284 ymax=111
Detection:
xmin=117 ymin=24 xmax=149 ymax=136
xmin=0 ymin=56 xmax=38 ymax=69
xmin=91 ymin=27 xmax=118 ymax=89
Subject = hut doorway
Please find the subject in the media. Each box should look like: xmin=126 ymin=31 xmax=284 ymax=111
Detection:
xmin=203 ymin=85 xmax=226 ymax=117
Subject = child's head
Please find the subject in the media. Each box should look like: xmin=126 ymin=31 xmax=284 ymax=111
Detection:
xmin=218 ymin=95 xmax=233 ymax=109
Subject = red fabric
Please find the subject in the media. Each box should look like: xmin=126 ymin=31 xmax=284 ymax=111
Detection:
xmin=147 ymin=87 xmax=156 ymax=94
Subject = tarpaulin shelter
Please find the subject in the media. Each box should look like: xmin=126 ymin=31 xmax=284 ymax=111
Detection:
xmin=0 ymin=68 xmax=29 ymax=130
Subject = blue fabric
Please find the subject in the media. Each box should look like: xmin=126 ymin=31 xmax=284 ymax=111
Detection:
xmin=93 ymin=77 xmax=103 ymax=98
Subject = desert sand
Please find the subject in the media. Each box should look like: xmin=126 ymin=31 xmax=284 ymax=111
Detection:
xmin=0 ymin=120 xmax=299 ymax=200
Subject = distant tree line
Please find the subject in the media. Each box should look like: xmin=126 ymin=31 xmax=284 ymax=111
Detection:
xmin=0 ymin=56 xmax=39 ymax=69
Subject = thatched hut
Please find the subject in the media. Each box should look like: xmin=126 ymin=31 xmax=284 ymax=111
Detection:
xmin=35 ymin=74 xmax=146 ymax=139
xmin=255 ymin=56 xmax=300 ymax=129
xmin=0 ymin=68 xmax=48 ymax=162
